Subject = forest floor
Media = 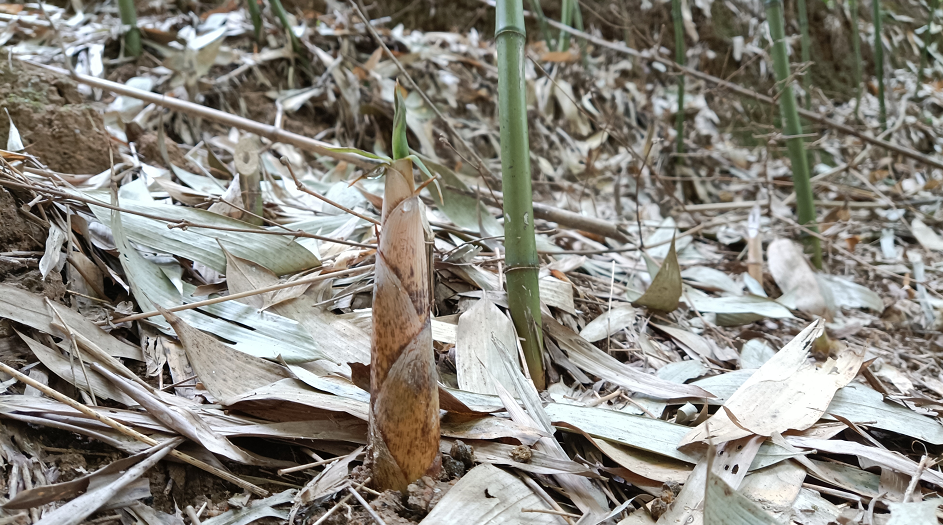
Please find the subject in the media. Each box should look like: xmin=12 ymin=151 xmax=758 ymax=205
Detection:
xmin=1 ymin=0 xmax=943 ymax=524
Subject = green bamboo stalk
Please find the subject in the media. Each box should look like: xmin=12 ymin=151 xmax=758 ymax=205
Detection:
xmin=850 ymin=0 xmax=863 ymax=117
xmin=571 ymin=0 xmax=588 ymax=66
xmin=919 ymin=0 xmax=939 ymax=84
xmin=797 ymin=0 xmax=812 ymax=110
xmin=270 ymin=0 xmax=303 ymax=54
xmin=873 ymin=0 xmax=887 ymax=130
xmin=246 ymin=0 xmax=263 ymax=43
xmin=117 ymin=0 xmax=141 ymax=57
xmin=766 ymin=0 xmax=823 ymax=268
xmin=496 ymin=0 xmax=545 ymax=390
xmin=557 ymin=0 xmax=572 ymax=51
xmin=528 ymin=0 xmax=555 ymax=50
xmin=671 ymin=0 xmax=686 ymax=159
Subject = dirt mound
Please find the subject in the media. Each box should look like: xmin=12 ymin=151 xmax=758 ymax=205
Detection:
xmin=0 ymin=63 xmax=112 ymax=174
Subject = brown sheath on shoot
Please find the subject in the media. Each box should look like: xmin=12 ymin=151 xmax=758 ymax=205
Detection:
xmin=369 ymin=88 xmax=440 ymax=492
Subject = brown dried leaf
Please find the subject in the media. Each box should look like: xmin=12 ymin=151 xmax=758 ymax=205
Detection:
xmin=634 ymin=237 xmax=682 ymax=312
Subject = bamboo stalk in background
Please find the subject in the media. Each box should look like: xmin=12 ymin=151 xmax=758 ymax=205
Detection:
xmin=246 ymin=0 xmax=263 ymax=43
xmin=850 ymin=0 xmax=863 ymax=118
xmin=528 ymin=0 xmax=554 ymax=49
xmin=571 ymin=0 xmax=588 ymax=65
xmin=671 ymin=0 xmax=686 ymax=160
xmin=919 ymin=0 xmax=939 ymax=84
xmin=369 ymin=88 xmax=440 ymax=492
xmin=557 ymin=0 xmax=573 ymax=51
xmin=496 ymin=0 xmax=546 ymax=389
xmin=765 ymin=0 xmax=822 ymax=268
xmin=797 ymin=0 xmax=812 ymax=110
xmin=270 ymin=0 xmax=303 ymax=54
xmin=873 ymin=0 xmax=887 ymax=130
xmin=117 ymin=0 xmax=141 ymax=57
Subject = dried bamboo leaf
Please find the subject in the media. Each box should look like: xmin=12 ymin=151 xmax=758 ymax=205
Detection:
xmin=159 ymin=308 xmax=289 ymax=400
xmin=17 ymin=332 xmax=136 ymax=405
xmin=0 ymin=284 xmax=142 ymax=360
xmin=295 ymin=447 xmax=364 ymax=505
xmin=633 ymin=237 xmax=682 ymax=312
xmin=455 ymin=297 xmax=518 ymax=396
xmin=545 ymin=316 xmax=714 ymax=400
xmin=768 ymin=239 xmax=826 ymax=316
xmin=579 ymin=304 xmax=637 ymax=343
xmin=33 ymin=439 xmax=181 ymax=525
xmin=681 ymin=320 xmax=862 ymax=445
xmin=703 ymin=462 xmax=778 ymax=525
xmin=419 ymin=464 xmax=565 ymax=524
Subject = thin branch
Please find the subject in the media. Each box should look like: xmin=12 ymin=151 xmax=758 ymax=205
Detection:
xmin=106 ymin=264 xmax=374 ymax=325
xmin=0 ymin=361 xmax=268 ymax=496
xmin=21 ymin=60 xmax=380 ymax=170
xmin=0 ymin=178 xmax=376 ymax=248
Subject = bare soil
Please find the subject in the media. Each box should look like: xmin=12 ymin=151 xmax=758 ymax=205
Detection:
xmin=0 ymin=63 xmax=112 ymax=174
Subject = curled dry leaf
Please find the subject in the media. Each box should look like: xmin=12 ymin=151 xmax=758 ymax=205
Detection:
xmin=767 ymin=238 xmax=826 ymax=316
xmin=633 ymin=237 xmax=682 ymax=312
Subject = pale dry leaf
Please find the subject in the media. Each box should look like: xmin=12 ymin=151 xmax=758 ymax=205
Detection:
xmin=39 ymin=223 xmax=67 ymax=279
xmin=546 ymin=317 xmax=714 ymax=400
xmin=159 ymin=308 xmax=289 ymax=400
xmin=580 ymin=304 xmax=637 ymax=343
xmin=768 ymin=238 xmax=826 ymax=316
xmin=911 ymin=219 xmax=943 ymax=251
xmin=455 ymin=297 xmax=518 ymax=396
xmin=420 ymin=464 xmax=565 ymax=524
xmin=703 ymin=461 xmax=778 ymax=525
xmin=681 ymin=320 xmax=862 ymax=445
xmin=886 ymin=499 xmax=942 ymax=525
xmin=33 ymin=439 xmax=181 ymax=525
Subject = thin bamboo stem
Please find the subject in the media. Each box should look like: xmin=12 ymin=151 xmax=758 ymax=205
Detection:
xmin=117 ymin=0 xmax=141 ymax=57
xmin=671 ymin=0 xmax=686 ymax=159
xmin=571 ymin=0 xmax=588 ymax=66
xmin=873 ymin=0 xmax=887 ymax=130
xmin=497 ymin=0 xmax=545 ymax=389
xmin=850 ymin=0 xmax=863 ymax=117
xmin=557 ymin=0 xmax=572 ymax=51
xmin=491 ymin=5 xmax=943 ymax=171
xmin=246 ymin=0 xmax=263 ymax=42
xmin=528 ymin=0 xmax=555 ymax=49
xmin=270 ymin=0 xmax=303 ymax=54
xmin=919 ymin=0 xmax=939 ymax=84
xmin=797 ymin=0 xmax=812 ymax=110
xmin=766 ymin=0 xmax=822 ymax=267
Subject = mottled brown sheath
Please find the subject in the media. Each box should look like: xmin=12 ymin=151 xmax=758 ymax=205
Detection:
xmin=370 ymin=157 xmax=440 ymax=491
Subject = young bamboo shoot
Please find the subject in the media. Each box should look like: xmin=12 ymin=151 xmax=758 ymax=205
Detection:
xmin=497 ymin=0 xmax=546 ymax=389
xmin=766 ymin=0 xmax=822 ymax=267
xmin=369 ymin=90 xmax=440 ymax=492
